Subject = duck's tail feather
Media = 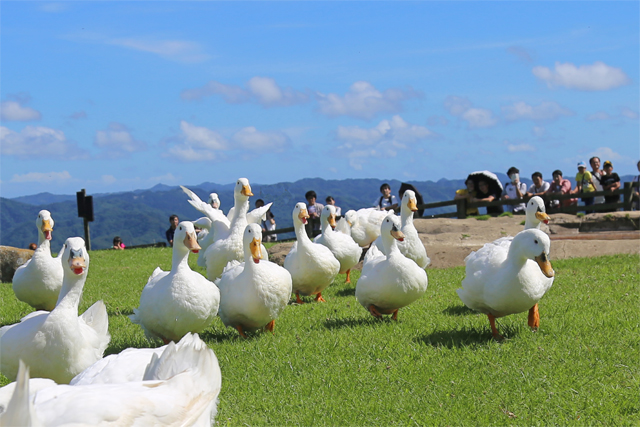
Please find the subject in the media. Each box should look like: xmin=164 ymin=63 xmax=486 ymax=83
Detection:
xmin=0 ymin=360 xmax=41 ymax=427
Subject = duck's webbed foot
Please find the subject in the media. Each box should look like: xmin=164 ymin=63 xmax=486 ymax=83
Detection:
xmin=314 ymin=293 xmax=326 ymax=303
xmin=528 ymin=303 xmax=540 ymax=330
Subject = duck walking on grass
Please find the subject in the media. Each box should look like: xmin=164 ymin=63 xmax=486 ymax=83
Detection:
xmin=456 ymin=228 xmax=555 ymax=340
xmin=12 ymin=210 xmax=64 ymax=312
xmin=130 ymin=221 xmax=220 ymax=343
xmin=216 ymin=224 xmax=292 ymax=338
xmin=356 ymin=213 xmax=428 ymax=320
xmin=314 ymin=205 xmax=362 ymax=284
xmin=285 ymin=203 xmax=340 ymax=304
xmin=0 ymin=237 xmax=110 ymax=384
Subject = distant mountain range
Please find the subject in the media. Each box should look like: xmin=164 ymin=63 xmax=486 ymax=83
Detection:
xmin=2 ymin=174 xmax=634 ymax=250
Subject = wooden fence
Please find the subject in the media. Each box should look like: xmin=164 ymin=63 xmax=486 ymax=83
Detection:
xmin=262 ymin=181 xmax=639 ymax=240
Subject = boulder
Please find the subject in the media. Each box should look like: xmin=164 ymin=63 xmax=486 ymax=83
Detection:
xmin=0 ymin=246 xmax=33 ymax=283
xmin=267 ymin=242 xmax=294 ymax=267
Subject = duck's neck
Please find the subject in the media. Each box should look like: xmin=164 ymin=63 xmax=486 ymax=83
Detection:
xmin=505 ymin=248 xmax=528 ymax=270
xmin=380 ymin=234 xmax=400 ymax=258
xmin=55 ymin=273 xmax=85 ymax=313
xmin=172 ymin=246 xmax=191 ymax=270
xmin=523 ymin=216 xmax=540 ymax=230
xmin=401 ymin=209 xmax=414 ymax=228
xmin=230 ymin=197 xmax=249 ymax=231
xmin=321 ymin=218 xmax=332 ymax=235
xmin=37 ymin=231 xmax=51 ymax=251
xmin=294 ymin=219 xmax=312 ymax=246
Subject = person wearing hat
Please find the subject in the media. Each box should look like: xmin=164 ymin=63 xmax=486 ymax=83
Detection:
xmin=600 ymin=160 xmax=621 ymax=211
xmin=573 ymin=161 xmax=595 ymax=211
xmin=502 ymin=166 xmax=527 ymax=213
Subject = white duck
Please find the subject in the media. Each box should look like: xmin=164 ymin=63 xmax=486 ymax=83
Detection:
xmin=130 ymin=221 xmax=220 ymax=343
xmin=490 ymin=196 xmax=551 ymax=252
xmin=12 ymin=210 xmax=64 ymax=311
xmin=456 ymin=228 xmax=555 ymax=340
xmin=349 ymin=208 xmax=388 ymax=247
xmin=335 ymin=209 xmax=355 ymax=236
xmin=365 ymin=190 xmax=430 ymax=268
xmin=198 ymin=179 xmax=269 ymax=280
xmin=0 ymin=333 xmax=222 ymax=427
xmin=216 ymin=224 xmax=292 ymax=338
xmin=284 ymin=203 xmax=340 ymax=303
xmin=314 ymin=205 xmax=362 ymax=284
xmin=0 ymin=237 xmax=110 ymax=384
xmin=356 ymin=214 xmax=428 ymax=320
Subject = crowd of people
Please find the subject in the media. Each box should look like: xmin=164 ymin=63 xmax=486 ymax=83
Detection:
xmin=455 ymin=157 xmax=630 ymax=216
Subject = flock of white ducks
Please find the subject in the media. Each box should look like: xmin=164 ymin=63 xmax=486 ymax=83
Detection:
xmin=0 ymin=185 xmax=560 ymax=424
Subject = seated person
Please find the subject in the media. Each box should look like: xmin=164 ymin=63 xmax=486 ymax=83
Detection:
xmin=546 ymin=170 xmax=577 ymax=208
xmin=374 ymin=183 xmax=399 ymax=212
xmin=600 ymin=160 xmax=621 ymax=212
xmin=256 ymin=199 xmax=277 ymax=241
xmin=526 ymin=172 xmax=550 ymax=197
xmin=112 ymin=236 xmax=125 ymax=250
xmin=502 ymin=166 xmax=527 ymax=213
xmin=454 ymin=178 xmax=479 ymax=216
xmin=473 ymin=180 xmax=503 ymax=216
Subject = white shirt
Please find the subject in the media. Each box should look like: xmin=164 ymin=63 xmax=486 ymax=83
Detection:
xmin=528 ymin=181 xmax=550 ymax=195
xmin=504 ymin=182 xmax=527 ymax=212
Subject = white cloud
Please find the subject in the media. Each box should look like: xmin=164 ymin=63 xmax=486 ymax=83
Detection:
xmin=0 ymin=126 xmax=88 ymax=160
xmin=166 ymin=121 xmax=228 ymax=162
xmin=335 ymin=115 xmax=433 ymax=169
xmin=1 ymin=100 xmax=42 ymax=122
xmin=532 ymin=61 xmax=630 ymax=91
xmin=444 ymin=96 xmax=497 ymax=128
xmin=11 ymin=171 xmax=72 ymax=183
xmin=507 ymin=143 xmax=536 ymax=153
xmin=502 ymin=101 xmax=573 ymax=122
xmin=590 ymin=147 xmax=623 ymax=162
xmin=231 ymin=126 xmax=290 ymax=151
xmin=620 ymin=107 xmax=639 ymax=120
xmin=94 ymin=122 xmax=146 ymax=157
xmin=532 ymin=126 xmax=546 ymax=137
xmin=101 ymin=175 xmax=117 ymax=184
xmin=462 ymin=108 xmax=497 ymax=129
xmin=181 ymin=77 xmax=309 ymax=107
xmin=444 ymin=96 xmax=472 ymax=116
xmin=316 ymin=81 xmax=422 ymax=120
xmin=586 ymin=111 xmax=611 ymax=121
xmin=108 ymin=38 xmax=210 ymax=63
xmin=39 ymin=3 xmax=68 ymax=13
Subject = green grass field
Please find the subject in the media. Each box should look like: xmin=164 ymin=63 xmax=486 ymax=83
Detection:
xmin=1 ymin=249 xmax=638 ymax=426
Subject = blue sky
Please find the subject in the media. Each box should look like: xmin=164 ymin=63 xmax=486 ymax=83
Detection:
xmin=1 ymin=1 xmax=638 ymax=198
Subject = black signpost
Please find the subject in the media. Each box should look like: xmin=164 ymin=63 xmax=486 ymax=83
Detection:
xmin=76 ymin=189 xmax=94 ymax=250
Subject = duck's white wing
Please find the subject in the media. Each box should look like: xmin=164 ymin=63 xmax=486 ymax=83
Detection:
xmin=0 ymin=361 xmax=42 ymax=427
xmin=181 ymin=185 xmax=231 ymax=230
xmin=335 ymin=217 xmax=351 ymax=235
xmin=363 ymin=236 xmax=384 ymax=263
xmin=247 ymin=202 xmax=272 ymax=224
xmin=71 ymin=347 xmax=165 ymax=385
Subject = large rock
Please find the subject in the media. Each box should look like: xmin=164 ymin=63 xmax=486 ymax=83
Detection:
xmin=267 ymin=242 xmax=294 ymax=267
xmin=0 ymin=246 xmax=33 ymax=283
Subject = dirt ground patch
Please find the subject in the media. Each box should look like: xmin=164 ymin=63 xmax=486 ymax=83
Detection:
xmin=268 ymin=211 xmax=640 ymax=269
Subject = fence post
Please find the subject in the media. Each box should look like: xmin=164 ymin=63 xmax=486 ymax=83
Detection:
xmin=456 ymin=198 xmax=467 ymax=219
xmin=623 ymin=182 xmax=632 ymax=211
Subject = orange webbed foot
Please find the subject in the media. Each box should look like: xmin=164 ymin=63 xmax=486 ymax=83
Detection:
xmin=265 ymin=319 xmax=275 ymax=334
xmin=314 ymin=293 xmax=326 ymax=303
xmin=368 ymin=304 xmax=383 ymax=319
xmin=391 ymin=309 xmax=398 ymax=321
xmin=488 ymin=314 xmax=504 ymax=341
xmin=295 ymin=292 xmax=305 ymax=304
xmin=345 ymin=269 xmax=352 ymax=284
xmin=235 ymin=325 xmax=248 ymax=338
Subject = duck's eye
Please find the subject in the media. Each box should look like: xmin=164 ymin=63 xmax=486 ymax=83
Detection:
xmin=534 ymin=239 xmax=538 ymax=244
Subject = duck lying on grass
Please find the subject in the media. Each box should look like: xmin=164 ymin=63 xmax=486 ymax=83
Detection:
xmin=356 ymin=213 xmax=429 ymax=320
xmin=0 ymin=237 xmax=110 ymax=384
xmin=456 ymin=228 xmax=555 ymax=340
xmin=285 ymin=202 xmax=340 ymax=303
xmin=0 ymin=333 xmax=221 ymax=427
xmin=130 ymin=221 xmax=220 ymax=343
xmin=216 ymin=224 xmax=292 ymax=338
xmin=12 ymin=210 xmax=64 ymax=312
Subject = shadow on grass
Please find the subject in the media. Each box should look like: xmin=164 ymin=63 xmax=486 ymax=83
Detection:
xmin=334 ymin=287 xmax=356 ymax=297
xmin=416 ymin=324 xmax=523 ymax=348
xmin=442 ymin=304 xmax=476 ymax=316
xmin=105 ymin=339 xmax=163 ymax=356
xmin=324 ymin=315 xmax=385 ymax=330
xmin=107 ymin=307 xmax=134 ymax=317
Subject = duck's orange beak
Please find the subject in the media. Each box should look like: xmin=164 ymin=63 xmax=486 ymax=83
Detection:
xmin=184 ymin=231 xmax=201 ymax=253
xmin=250 ymin=237 xmax=262 ymax=263
xmin=535 ymin=211 xmax=550 ymax=225
xmin=241 ymin=185 xmax=253 ymax=197
xmin=42 ymin=220 xmax=53 ymax=240
xmin=299 ymin=209 xmax=309 ymax=225
xmin=535 ymin=252 xmax=554 ymax=278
